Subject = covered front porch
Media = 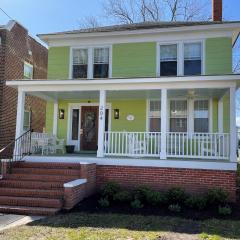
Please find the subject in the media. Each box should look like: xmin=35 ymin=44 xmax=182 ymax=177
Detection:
xmin=9 ymin=76 xmax=237 ymax=163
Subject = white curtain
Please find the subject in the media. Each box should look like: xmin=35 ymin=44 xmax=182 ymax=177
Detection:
xmin=94 ymin=48 xmax=109 ymax=64
xmin=184 ymin=43 xmax=202 ymax=60
xmin=73 ymin=49 xmax=88 ymax=64
xmin=160 ymin=44 xmax=177 ymax=61
xmin=194 ymin=100 xmax=209 ymax=118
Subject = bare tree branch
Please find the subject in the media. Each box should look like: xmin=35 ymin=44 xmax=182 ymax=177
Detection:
xmin=79 ymin=16 xmax=101 ymax=29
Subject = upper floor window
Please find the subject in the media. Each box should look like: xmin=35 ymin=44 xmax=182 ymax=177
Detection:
xmin=160 ymin=44 xmax=177 ymax=76
xmin=94 ymin=48 xmax=109 ymax=78
xmin=24 ymin=62 xmax=33 ymax=79
xmin=148 ymin=100 xmax=161 ymax=132
xmin=72 ymin=49 xmax=88 ymax=79
xmin=184 ymin=42 xmax=202 ymax=76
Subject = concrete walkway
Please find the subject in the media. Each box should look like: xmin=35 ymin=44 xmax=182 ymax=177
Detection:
xmin=0 ymin=214 xmax=43 ymax=231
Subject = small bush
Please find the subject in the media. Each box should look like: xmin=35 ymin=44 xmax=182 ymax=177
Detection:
xmin=218 ymin=205 xmax=232 ymax=216
xmin=185 ymin=195 xmax=207 ymax=210
xmin=146 ymin=191 xmax=167 ymax=206
xmin=98 ymin=197 xmax=110 ymax=208
xmin=133 ymin=186 xmax=152 ymax=202
xmin=101 ymin=182 xmax=121 ymax=199
xmin=113 ymin=190 xmax=132 ymax=202
xmin=206 ymin=188 xmax=229 ymax=206
xmin=168 ymin=204 xmax=181 ymax=213
xmin=166 ymin=187 xmax=187 ymax=204
xmin=131 ymin=199 xmax=144 ymax=209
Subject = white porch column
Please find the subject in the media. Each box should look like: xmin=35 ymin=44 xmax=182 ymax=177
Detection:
xmin=53 ymin=100 xmax=58 ymax=136
xmin=188 ymin=98 xmax=194 ymax=134
xmin=230 ymin=87 xmax=237 ymax=162
xmin=15 ymin=89 xmax=26 ymax=138
xmin=218 ymin=97 xmax=223 ymax=133
xmin=160 ymin=89 xmax=167 ymax=159
xmin=97 ymin=90 xmax=106 ymax=157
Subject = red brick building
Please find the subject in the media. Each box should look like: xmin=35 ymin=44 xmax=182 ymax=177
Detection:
xmin=0 ymin=20 xmax=47 ymax=148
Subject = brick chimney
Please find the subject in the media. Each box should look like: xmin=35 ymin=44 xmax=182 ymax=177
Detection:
xmin=212 ymin=0 xmax=222 ymax=21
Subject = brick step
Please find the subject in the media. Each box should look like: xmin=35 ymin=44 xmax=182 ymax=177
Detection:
xmin=0 ymin=196 xmax=62 ymax=208
xmin=0 ymin=180 xmax=63 ymax=190
xmin=0 ymin=205 xmax=60 ymax=216
xmin=13 ymin=162 xmax=81 ymax=170
xmin=0 ymin=188 xmax=64 ymax=199
xmin=12 ymin=167 xmax=80 ymax=176
xmin=5 ymin=174 xmax=79 ymax=182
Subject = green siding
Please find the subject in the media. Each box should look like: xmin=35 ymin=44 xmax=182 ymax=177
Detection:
xmin=48 ymin=47 xmax=70 ymax=79
xmin=212 ymin=98 xmax=218 ymax=133
xmin=205 ymin=37 xmax=232 ymax=75
xmin=112 ymin=42 xmax=156 ymax=78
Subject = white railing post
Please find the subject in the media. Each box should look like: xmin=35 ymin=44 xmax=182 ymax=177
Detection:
xmin=97 ymin=90 xmax=106 ymax=157
xmin=15 ymin=89 xmax=25 ymax=139
xmin=53 ymin=100 xmax=58 ymax=136
xmin=160 ymin=89 xmax=167 ymax=159
xmin=230 ymin=87 xmax=237 ymax=162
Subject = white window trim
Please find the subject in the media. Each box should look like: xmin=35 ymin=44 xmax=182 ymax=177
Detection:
xmin=24 ymin=62 xmax=33 ymax=80
xmin=146 ymin=99 xmax=161 ymax=132
xmin=67 ymin=102 xmax=112 ymax=151
xmin=69 ymin=45 xmax=112 ymax=80
xmin=157 ymin=40 xmax=205 ymax=77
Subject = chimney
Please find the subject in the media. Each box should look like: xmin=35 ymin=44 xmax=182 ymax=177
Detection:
xmin=212 ymin=0 xmax=222 ymax=21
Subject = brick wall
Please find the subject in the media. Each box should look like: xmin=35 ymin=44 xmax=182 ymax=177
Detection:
xmin=96 ymin=165 xmax=237 ymax=202
xmin=0 ymin=21 xmax=47 ymax=149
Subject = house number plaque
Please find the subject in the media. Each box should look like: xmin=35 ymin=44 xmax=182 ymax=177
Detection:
xmin=99 ymin=106 xmax=104 ymax=120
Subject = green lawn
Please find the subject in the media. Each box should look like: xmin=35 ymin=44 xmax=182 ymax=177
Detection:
xmin=1 ymin=212 xmax=240 ymax=240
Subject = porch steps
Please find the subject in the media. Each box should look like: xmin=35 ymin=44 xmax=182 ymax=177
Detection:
xmin=0 ymin=162 xmax=82 ymax=216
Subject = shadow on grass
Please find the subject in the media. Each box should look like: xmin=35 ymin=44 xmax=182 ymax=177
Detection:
xmin=28 ymin=212 xmax=240 ymax=239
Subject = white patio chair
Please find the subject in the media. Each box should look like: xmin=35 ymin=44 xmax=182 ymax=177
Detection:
xmin=127 ymin=133 xmax=147 ymax=156
xmin=48 ymin=137 xmax=65 ymax=154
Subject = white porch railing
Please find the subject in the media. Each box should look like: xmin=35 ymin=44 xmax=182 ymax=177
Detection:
xmin=166 ymin=132 xmax=230 ymax=160
xmin=104 ymin=131 xmax=230 ymax=160
xmin=104 ymin=132 xmax=161 ymax=157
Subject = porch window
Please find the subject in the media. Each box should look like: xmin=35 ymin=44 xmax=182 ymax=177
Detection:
xmin=170 ymin=100 xmax=187 ymax=132
xmin=72 ymin=49 xmax=88 ymax=79
xmin=24 ymin=62 xmax=33 ymax=79
xmin=93 ymin=48 xmax=109 ymax=78
xmin=160 ymin=44 xmax=177 ymax=76
xmin=194 ymin=100 xmax=209 ymax=132
xmin=71 ymin=109 xmax=79 ymax=140
xmin=184 ymin=42 xmax=202 ymax=76
xmin=23 ymin=110 xmax=31 ymax=132
xmin=149 ymin=100 xmax=161 ymax=132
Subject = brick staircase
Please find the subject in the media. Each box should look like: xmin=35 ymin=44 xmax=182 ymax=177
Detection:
xmin=0 ymin=162 xmax=82 ymax=216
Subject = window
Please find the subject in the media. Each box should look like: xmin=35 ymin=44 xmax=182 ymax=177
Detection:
xmin=72 ymin=49 xmax=88 ymax=78
xmin=71 ymin=109 xmax=79 ymax=140
xmin=24 ymin=62 xmax=33 ymax=79
xmin=149 ymin=100 xmax=161 ymax=132
xmin=184 ymin=42 xmax=202 ymax=75
xmin=93 ymin=48 xmax=109 ymax=78
xmin=160 ymin=44 xmax=177 ymax=76
xmin=23 ymin=111 xmax=31 ymax=132
xmin=170 ymin=100 xmax=187 ymax=132
xmin=194 ymin=100 xmax=209 ymax=132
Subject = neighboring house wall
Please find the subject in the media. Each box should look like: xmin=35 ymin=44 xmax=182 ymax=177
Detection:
xmin=0 ymin=22 xmax=48 ymax=148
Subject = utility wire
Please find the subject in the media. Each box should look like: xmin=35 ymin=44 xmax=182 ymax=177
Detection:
xmin=0 ymin=7 xmax=13 ymax=20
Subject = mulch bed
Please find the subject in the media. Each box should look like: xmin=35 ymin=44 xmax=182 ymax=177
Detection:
xmin=67 ymin=194 xmax=240 ymax=221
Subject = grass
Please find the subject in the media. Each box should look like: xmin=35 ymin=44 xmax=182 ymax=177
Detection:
xmin=1 ymin=212 xmax=240 ymax=240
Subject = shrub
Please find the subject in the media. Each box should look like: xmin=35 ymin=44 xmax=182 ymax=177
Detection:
xmin=166 ymin=187 xmax=187 ymax=204
xmin=101 ymin=182 xmax=121 ymax=199
xmin=218 ymin=205 xmax=232 ymax=216
xmin=133 ymin=186 xmax=152 ymax=202
xmin=206 ymin=188 xmax=229 ymax=206
xmin=168 ymin=204 xmax=181 ymax=213
xmin=98 ymin=197 xmax=110 ymax=208
xmin=185 ymin=195 xmax=207 ymax=210
xmin=145 ymin=191 xmax=167 ymax=206
xmin=131 ymin=199 xmax=144 ymax=209
xmin=113 ymin=190 xmax=132 ymax=202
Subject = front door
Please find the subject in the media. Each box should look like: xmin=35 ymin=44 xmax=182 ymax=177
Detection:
xmin=80 ymin=106 xmax=99 ymax=151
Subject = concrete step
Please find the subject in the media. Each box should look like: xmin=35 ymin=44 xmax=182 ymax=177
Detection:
xmin=0 ymin=205 xmax=60 ymax=216
xmin=5 ymin=174 xmax=78 ymax=182
xmin=0 ymin=196 xmax=62 ymax=208
xmin=0 ymin=180 xmax=63 ymax=190
xmin=0 ymin=188 xmax=64 ymax=199
xmin=12 ymin=167 xmax=80 ymax=176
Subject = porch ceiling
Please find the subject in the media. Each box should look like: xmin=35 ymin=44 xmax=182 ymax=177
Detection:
xmin=28 ymin=88 xmax=228 ymax=101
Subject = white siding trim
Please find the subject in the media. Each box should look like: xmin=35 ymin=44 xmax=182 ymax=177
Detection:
xmin=218 ymin=98 xmax=223 ymax=133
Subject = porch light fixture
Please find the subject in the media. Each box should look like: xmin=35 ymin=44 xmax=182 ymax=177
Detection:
xmin=59 ymin=109 xmax=65 ymax=119
xmin=114 ymin=109 xmax=119 ymax=119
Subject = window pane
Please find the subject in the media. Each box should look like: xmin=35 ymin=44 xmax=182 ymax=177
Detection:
xmin=194 ymin=100 xmax=208 ymax=132
xmin=24 ymin=63 xmax=33 ymax=79
xmin=93 ymin=64 xmax=109 ymax=78
xmin=72 ymin=49 xmax=88 ymax=78
xmin=94 ymin=48 xmax=109 ymax=63
xmin=150 ymin=118 xmax=161 ymax=132
xmin=73 ymin=65 xmax=88 ymax=78
xmin=149 ymin=100 xmax=161 ymax=117
xmin=94 ymin=48 xmax=109 ymax=78
xmin=184 ymin=43 xmax=202 ymax=76
xmin=170 ymin=118 xmax=187 ymax=132
xmin=160 ymin=44 xmax=177 ymax=76
xmin=194 ymin=119 xmax=208 ymax=132
xmin=72 ymin=109 xmax=79 ymax=140
xmin=23 ymin=111 xmax=30 ymax=131
xmin=170 ymin=100 xmax=187 ymax=118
